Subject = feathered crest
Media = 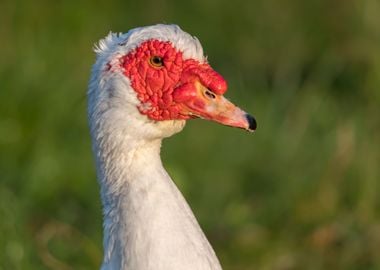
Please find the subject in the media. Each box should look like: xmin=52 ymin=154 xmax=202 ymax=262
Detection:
xmin=92 ymin=24 xmax=205 ymax=62
xmin=93 ymin=32 xmax=126 ymax=55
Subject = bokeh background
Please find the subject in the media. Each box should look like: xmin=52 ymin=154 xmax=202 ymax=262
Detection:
xmin=1 ymin=0 xmax=380 ymax=269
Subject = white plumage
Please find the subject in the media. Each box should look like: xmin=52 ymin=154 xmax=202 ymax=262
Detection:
xmin=88 ymin=24 xmax=255 ymax=270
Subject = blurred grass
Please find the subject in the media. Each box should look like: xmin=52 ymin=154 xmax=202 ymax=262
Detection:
xmin=1 ymin=0 xmax=380 ymax=269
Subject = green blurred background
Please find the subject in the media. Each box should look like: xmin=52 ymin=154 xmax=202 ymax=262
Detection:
xmin=1 ymin=0 xmax=380 ymax=269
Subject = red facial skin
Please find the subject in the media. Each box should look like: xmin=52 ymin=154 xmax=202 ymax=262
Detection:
xmin=112 ymin=39 xmax=252 ymax=130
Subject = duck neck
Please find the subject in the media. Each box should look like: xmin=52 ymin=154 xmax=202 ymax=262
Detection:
xmin=92 ymin=129 xmax=221 ymax=270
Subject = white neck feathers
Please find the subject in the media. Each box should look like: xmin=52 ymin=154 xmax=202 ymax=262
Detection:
xmin=92 ymin=130 xmax=222 ymax=270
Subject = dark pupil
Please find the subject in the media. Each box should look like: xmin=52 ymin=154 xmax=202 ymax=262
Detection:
xmin=153 ymin=56 xmax=162 ymax=65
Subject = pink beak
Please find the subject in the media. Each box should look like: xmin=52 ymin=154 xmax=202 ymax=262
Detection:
xmin=173 ymin=80 xmax=256 ymax=132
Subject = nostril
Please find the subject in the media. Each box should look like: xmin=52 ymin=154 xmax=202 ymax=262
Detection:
xmin=204 ymin=89 xmax=216 ymax=99
xmin=245 ymin=114 xmax=257 ymax=131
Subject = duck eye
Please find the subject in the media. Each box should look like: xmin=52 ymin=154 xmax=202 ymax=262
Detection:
xmin=149 ymin=56 xmax=164 ymax=67
xmin=205 ymin=89 xmax=216 ymax=99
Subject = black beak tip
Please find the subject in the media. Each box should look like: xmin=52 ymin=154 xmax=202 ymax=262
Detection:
xmin=245 ymin=114 xmax=257 ymax=132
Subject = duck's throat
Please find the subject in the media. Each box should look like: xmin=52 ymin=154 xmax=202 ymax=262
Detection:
xmin=95 ymin=138 xmax=222 ymax=270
